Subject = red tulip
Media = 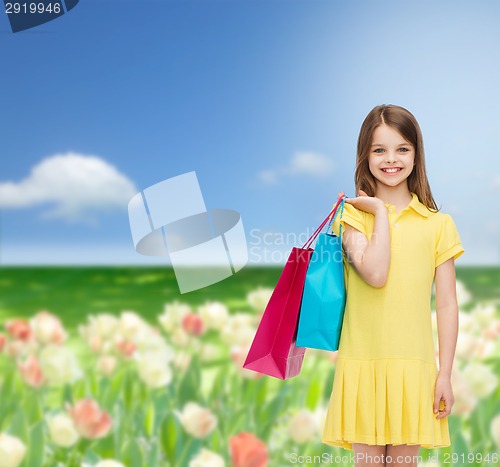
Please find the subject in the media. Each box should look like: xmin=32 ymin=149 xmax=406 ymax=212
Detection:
xmin=229 ymin=432 xmax=268 ymax=467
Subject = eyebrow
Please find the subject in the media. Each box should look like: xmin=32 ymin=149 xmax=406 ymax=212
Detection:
xmin=371 ymin=143 xmax=412 ymax=147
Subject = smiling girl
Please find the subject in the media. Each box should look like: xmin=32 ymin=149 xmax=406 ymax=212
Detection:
xmin=322 ymin=104 xmax=464 ymax=467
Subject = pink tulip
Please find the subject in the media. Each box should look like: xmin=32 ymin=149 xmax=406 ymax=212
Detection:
xmin=115 ymin=339 xmax=136 ymax=358
xmin=181 ymin=313 xmax=205 ymax=336
xmin=0 ymin=333 xmax=5 ymax=352
xmin=5 ymin=319 xmax=32 ymax=341
xmin=17 ymin=355 xmax=45 ymax=388
xmin=229 ymin=432 xmax=268 ymax=467
xmin=66 ymin=399 xmax=112 ymax=439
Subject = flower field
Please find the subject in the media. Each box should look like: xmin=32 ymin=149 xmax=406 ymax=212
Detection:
xmin=0 ymin=266 xmax=499 ymax=467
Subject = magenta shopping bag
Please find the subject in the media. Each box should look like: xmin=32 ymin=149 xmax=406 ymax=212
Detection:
xmin=242 ymin=199 xmax=343 ymax=379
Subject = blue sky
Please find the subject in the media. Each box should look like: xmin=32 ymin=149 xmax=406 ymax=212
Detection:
xmin=0 ymin=0 xmax=498 ymax=265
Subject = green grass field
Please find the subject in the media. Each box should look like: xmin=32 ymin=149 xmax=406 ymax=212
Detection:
xmin=0 ymin=266 xmax=286 ymax=332
xmin=1 ymin=266 xmax=499 ymax=328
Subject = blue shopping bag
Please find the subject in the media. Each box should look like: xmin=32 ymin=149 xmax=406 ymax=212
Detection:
xmin=296 ymin=195 xmax=346 ymax=351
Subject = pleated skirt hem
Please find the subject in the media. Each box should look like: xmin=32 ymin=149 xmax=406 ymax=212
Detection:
xmin=321 ymin=357 xmax=451 ymax=452
xmin=321 ymin=432 xmax=451 ymax=451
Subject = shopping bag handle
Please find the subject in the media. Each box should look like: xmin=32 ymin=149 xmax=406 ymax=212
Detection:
xmin=327 ymin=194 xmax=346 ymax=238
xmin=302 ymin=194 xmax=346 ymax=250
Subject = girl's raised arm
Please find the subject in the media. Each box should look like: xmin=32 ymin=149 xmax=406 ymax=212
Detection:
xmin=341 ymin=191 xmax=391 ymax=288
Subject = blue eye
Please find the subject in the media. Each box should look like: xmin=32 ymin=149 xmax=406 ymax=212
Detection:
xmin=373 ymin=147 xmax=410 ymax=153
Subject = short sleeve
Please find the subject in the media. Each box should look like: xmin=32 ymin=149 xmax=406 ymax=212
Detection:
xmin=328 ymin=202 xmax=367 ymax=237
xmin=435 ymin=213 xmax=464 ymax=268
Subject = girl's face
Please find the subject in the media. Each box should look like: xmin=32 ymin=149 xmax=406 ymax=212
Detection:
xmin=368 ymin=124 xmax=415 ymax=190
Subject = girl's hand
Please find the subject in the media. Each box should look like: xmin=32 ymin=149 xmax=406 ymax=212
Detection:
xmin=433 ymin=374 xmax=455 ymax=419
xmin=344 ymin=189 xmax=386 ymax=215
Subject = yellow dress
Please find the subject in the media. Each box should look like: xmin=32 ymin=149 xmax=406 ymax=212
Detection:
xmin=321 ymin=192 xmax=464 ymax=451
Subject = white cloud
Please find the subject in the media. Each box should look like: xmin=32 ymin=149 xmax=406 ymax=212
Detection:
xmin=0 ymin=152 xmax=137 ymax=225
xmin=258 ymin=169 xmax=278 ymax=185
xmin=258 ymin=150 xmax=334 ymax=185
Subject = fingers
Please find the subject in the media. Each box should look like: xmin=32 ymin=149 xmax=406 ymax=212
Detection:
xmin=336 ymin=189 xmax=368 ymax=199
xmin=434 ymin=397 xmax=451 ymax=419
xmin=433 ymin=394 xmax=441 ymax=415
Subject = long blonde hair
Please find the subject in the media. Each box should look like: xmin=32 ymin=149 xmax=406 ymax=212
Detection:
xmin=354 ymin=104 xmax=440 ymax=213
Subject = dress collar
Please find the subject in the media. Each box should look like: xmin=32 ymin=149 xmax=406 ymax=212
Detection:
xmin=384 ymin=192 xmax=429 ymax=218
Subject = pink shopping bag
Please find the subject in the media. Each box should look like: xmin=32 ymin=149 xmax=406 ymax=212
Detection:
xmin=242 ymin=199 xmax=342 ymax=379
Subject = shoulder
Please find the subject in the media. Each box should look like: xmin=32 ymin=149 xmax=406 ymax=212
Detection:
xmin=425 ymin=209 xmax=456 ymax=228
xmin=342 ymin=202 xmax=365 ymax=219
xmin=426 ymin=210 xmax=462 ymax=248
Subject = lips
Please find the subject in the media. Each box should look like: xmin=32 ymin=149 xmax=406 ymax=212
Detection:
xmin=381 ymin=168 xmax=403 ymax=173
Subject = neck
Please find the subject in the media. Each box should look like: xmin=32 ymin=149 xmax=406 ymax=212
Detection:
xmin=374 ymin=185 xmax=412 ymax=207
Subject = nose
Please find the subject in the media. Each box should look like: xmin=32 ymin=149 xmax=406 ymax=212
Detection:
xmin=385 ymin=151 xmax=399 ymax=163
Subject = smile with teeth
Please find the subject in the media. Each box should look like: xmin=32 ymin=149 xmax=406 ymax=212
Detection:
xmin=382 ymin=168 xmax=403 ymax=173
